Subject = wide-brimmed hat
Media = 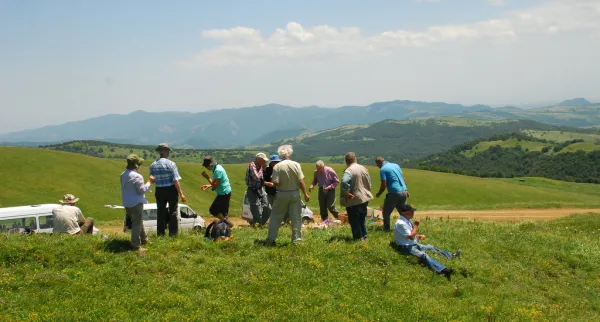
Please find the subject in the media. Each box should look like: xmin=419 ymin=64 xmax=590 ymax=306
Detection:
xmin=269 ymin=154 xmax=281 ymax=163
xmin=155 ymin=143 xmax=173 ymax=152
xmin=60 ymin=194 xmax=79 ymax=204
xmin=256 ymin=153 xmax=269 ymax=162
xmin=126 ymin=154 xmax=144 ymax=167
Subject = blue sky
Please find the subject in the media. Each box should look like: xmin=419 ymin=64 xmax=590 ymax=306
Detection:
xmin=0 ymin=0 xmax=598 ymax=133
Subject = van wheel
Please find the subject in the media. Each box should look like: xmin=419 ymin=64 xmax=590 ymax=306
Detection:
xmin=192 ymin=226 xmax=203 ymax=233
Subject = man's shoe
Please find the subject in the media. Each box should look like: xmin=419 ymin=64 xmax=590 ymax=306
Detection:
xmin=440 ymin=268 xmax=454 ymax=281
xmin=225 ymin=220 xmax=234 ymax=228
xmin=452 ymin=249 xmax=462 ymax=259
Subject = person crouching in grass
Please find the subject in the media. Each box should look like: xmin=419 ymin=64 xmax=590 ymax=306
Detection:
xmin=200 ymin=156 xmax=234 ymax=228
xmin=393 ymin=204 xmax=461 ymax=281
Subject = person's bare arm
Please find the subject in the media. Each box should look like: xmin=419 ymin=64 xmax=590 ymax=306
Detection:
xmin=407 ymin=220 xmax=420 ymax=239
xmin=299 ymin=179 xmax=310 ymax=202
xmin=376 ymin=180 xmax=387 ymax=198
xmin=173 ymin=180 xmax=187 ymax=202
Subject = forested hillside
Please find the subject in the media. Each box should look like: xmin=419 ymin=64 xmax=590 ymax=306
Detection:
xmin=418 ymin=133 xmax=600 ymax=183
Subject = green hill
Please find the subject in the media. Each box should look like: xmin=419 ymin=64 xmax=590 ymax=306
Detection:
xmin=2 ymin=148 xmax=600 ymax=225
xmin=257 ymin=117 xmax=593 ymax=163
xmin=40 ymin=140 xmax=262 ymax=163
xmin=419 ymin=133 xmax=600 ymax=183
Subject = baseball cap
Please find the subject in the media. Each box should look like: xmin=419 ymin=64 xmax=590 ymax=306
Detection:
xmin=399 ymin=204 xmax=417 ymax=214
xmin=202 ymin=156 xmax=214 ymax=167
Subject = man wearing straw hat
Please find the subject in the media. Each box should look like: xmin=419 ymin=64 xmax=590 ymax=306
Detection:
xmin=52 ymin=194 xmax=95 ymax=235
xmin=149 ymin=143 xmax=186 ymax=237
xmin=121 ymin=154 xmax=154 ymax=251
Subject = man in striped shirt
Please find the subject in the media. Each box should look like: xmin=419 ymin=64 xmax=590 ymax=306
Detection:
xmin=149 ymin=143 xmax=187 ymax=237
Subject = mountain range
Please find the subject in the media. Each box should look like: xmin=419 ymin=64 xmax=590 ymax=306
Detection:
xmin=1 ymin=98 xmax=599 ymax=148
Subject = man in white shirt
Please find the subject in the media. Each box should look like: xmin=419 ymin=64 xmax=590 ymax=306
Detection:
xmin=393 ymin=204 xmax=461 ymax=280
xmin=52 ymin=194 xmax=95 ymax=235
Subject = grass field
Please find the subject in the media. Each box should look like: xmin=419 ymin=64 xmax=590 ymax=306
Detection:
xmin=463 ymin=138 xmax=547 ymax=157
xmin=559 ymin=142 xmax=600 ymax=153
xmin=1 ymin=214 xmax=599 ymax=321
xmin=2 ymin=147 xmax=600 ymax=225
xmin=522 ymin=130 xmax=600 ymax=143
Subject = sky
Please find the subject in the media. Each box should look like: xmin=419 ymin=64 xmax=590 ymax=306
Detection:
xmin=1 ymin=0 xmax=599 ymax=134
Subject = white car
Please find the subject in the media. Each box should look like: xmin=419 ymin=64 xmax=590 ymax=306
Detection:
xmin=0 ymin=204 xmax=100 ymax=235
xmin=241 ymin=191 xmax=314 ymax=223
xmin=105 ymin=203 xmax=206 ymax=232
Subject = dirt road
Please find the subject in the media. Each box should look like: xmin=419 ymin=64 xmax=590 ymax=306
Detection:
xmin=100 ymin=208 xmax=600 ymax=233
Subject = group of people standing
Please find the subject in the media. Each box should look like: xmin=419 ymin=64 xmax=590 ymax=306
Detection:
xmin=117 ymin=142 xmax=460 ymax=279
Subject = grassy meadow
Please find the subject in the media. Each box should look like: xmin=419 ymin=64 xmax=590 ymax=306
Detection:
xmin=523 ymin=130 xmax=600 ymax=143
xmin=2 ymin=147 xmax=600 ymax=321
xmin=1 ymin=214 xmax=599 ymax=321
xmin=2 ymin=147 xmax=600 ymax=225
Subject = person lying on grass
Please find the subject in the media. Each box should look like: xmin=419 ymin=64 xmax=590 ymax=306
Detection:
xmin=393 ymin=204 xmax=461 ymax=281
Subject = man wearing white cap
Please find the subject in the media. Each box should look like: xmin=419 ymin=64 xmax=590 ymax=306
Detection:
xmin=52 ymin=194 xmax=95 ymax=235
xmin=245 ymin=152 xmax=270 ymax=226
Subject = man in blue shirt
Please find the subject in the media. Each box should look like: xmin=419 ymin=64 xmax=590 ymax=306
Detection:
xmin=201 ymin=155 xmax=233 ymax=228
xmin=149 ymin=143 xmax=186 ymax=237
xmin=375 ymin=156 xmax=409 ymax=232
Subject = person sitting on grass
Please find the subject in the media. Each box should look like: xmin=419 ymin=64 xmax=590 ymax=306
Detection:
xmin=52 ymin=194 xmax=95 ymax=235
xmin=200 ymin=155 xmax=234 ymax=228
xmin=393 ymin=204 xmax=461 ymax=280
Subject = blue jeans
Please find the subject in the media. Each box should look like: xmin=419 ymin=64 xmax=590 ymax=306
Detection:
xmin=399 ymin=243 xmax=453 ymax=273
xmin=347 ymin=202 xmax=368 ymax=240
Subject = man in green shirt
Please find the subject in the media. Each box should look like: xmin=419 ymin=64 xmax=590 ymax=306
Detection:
xmin=201 ymin=156 xmax=233 ymax=227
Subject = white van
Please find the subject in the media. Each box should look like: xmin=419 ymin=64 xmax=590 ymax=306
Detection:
xmin=0 ymin=204 xmax=100 ymax=235
xmin=241 ymin=191 xmax=315 ymax=223
xmin=105 ymin=203 xmax=206 ymax=232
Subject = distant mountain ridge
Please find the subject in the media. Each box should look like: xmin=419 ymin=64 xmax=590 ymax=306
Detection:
xmin=1 ymin=98 xmax=599 ymax=148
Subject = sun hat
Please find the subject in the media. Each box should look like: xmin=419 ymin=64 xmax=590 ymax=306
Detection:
xmin=126 ymin=154 xmax=144 ymax=167
xmin=256 ymin=153 xmax=269 ymax=162
xmin=155 ymin=143 xmax=173 ymax=152
xmin=60 ymin=194 xmax=79 ymax=204
xmin=269 ymin=154 xmax=281 ymax=163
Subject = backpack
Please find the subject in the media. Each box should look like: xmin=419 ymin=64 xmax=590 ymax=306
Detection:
xmin=205 ymin=220 xmax=231 ymax=241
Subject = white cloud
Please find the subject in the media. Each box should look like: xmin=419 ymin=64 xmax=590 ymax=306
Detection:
xmin=181 ymin=0 xmax=600 ymax=67
xmin=488 ymin=0 xmax=505 ymax=6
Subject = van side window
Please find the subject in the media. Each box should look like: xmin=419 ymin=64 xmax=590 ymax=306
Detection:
xmin=0 ymin=217 xmax=37 ymax=232
xmin=144 ymin=209 xmax=158 ymax=220
xmin=38 ymin=215 xmax=54 ymax=229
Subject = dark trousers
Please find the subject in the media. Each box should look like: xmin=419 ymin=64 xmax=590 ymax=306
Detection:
xmin=383 ymin=192 xmax=407 ymax=231
xmin=318 ymin=187 xmax=339 ymax=221
xmin=77 ymin=218 xmax=95 ymax=234
xmin=347 ymin=202 xmax=368 ymax=240
xmin=155 ymin=185 xmax=179 ymax=237
xmin=210 ymin=193 xmax=231 ymax=218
